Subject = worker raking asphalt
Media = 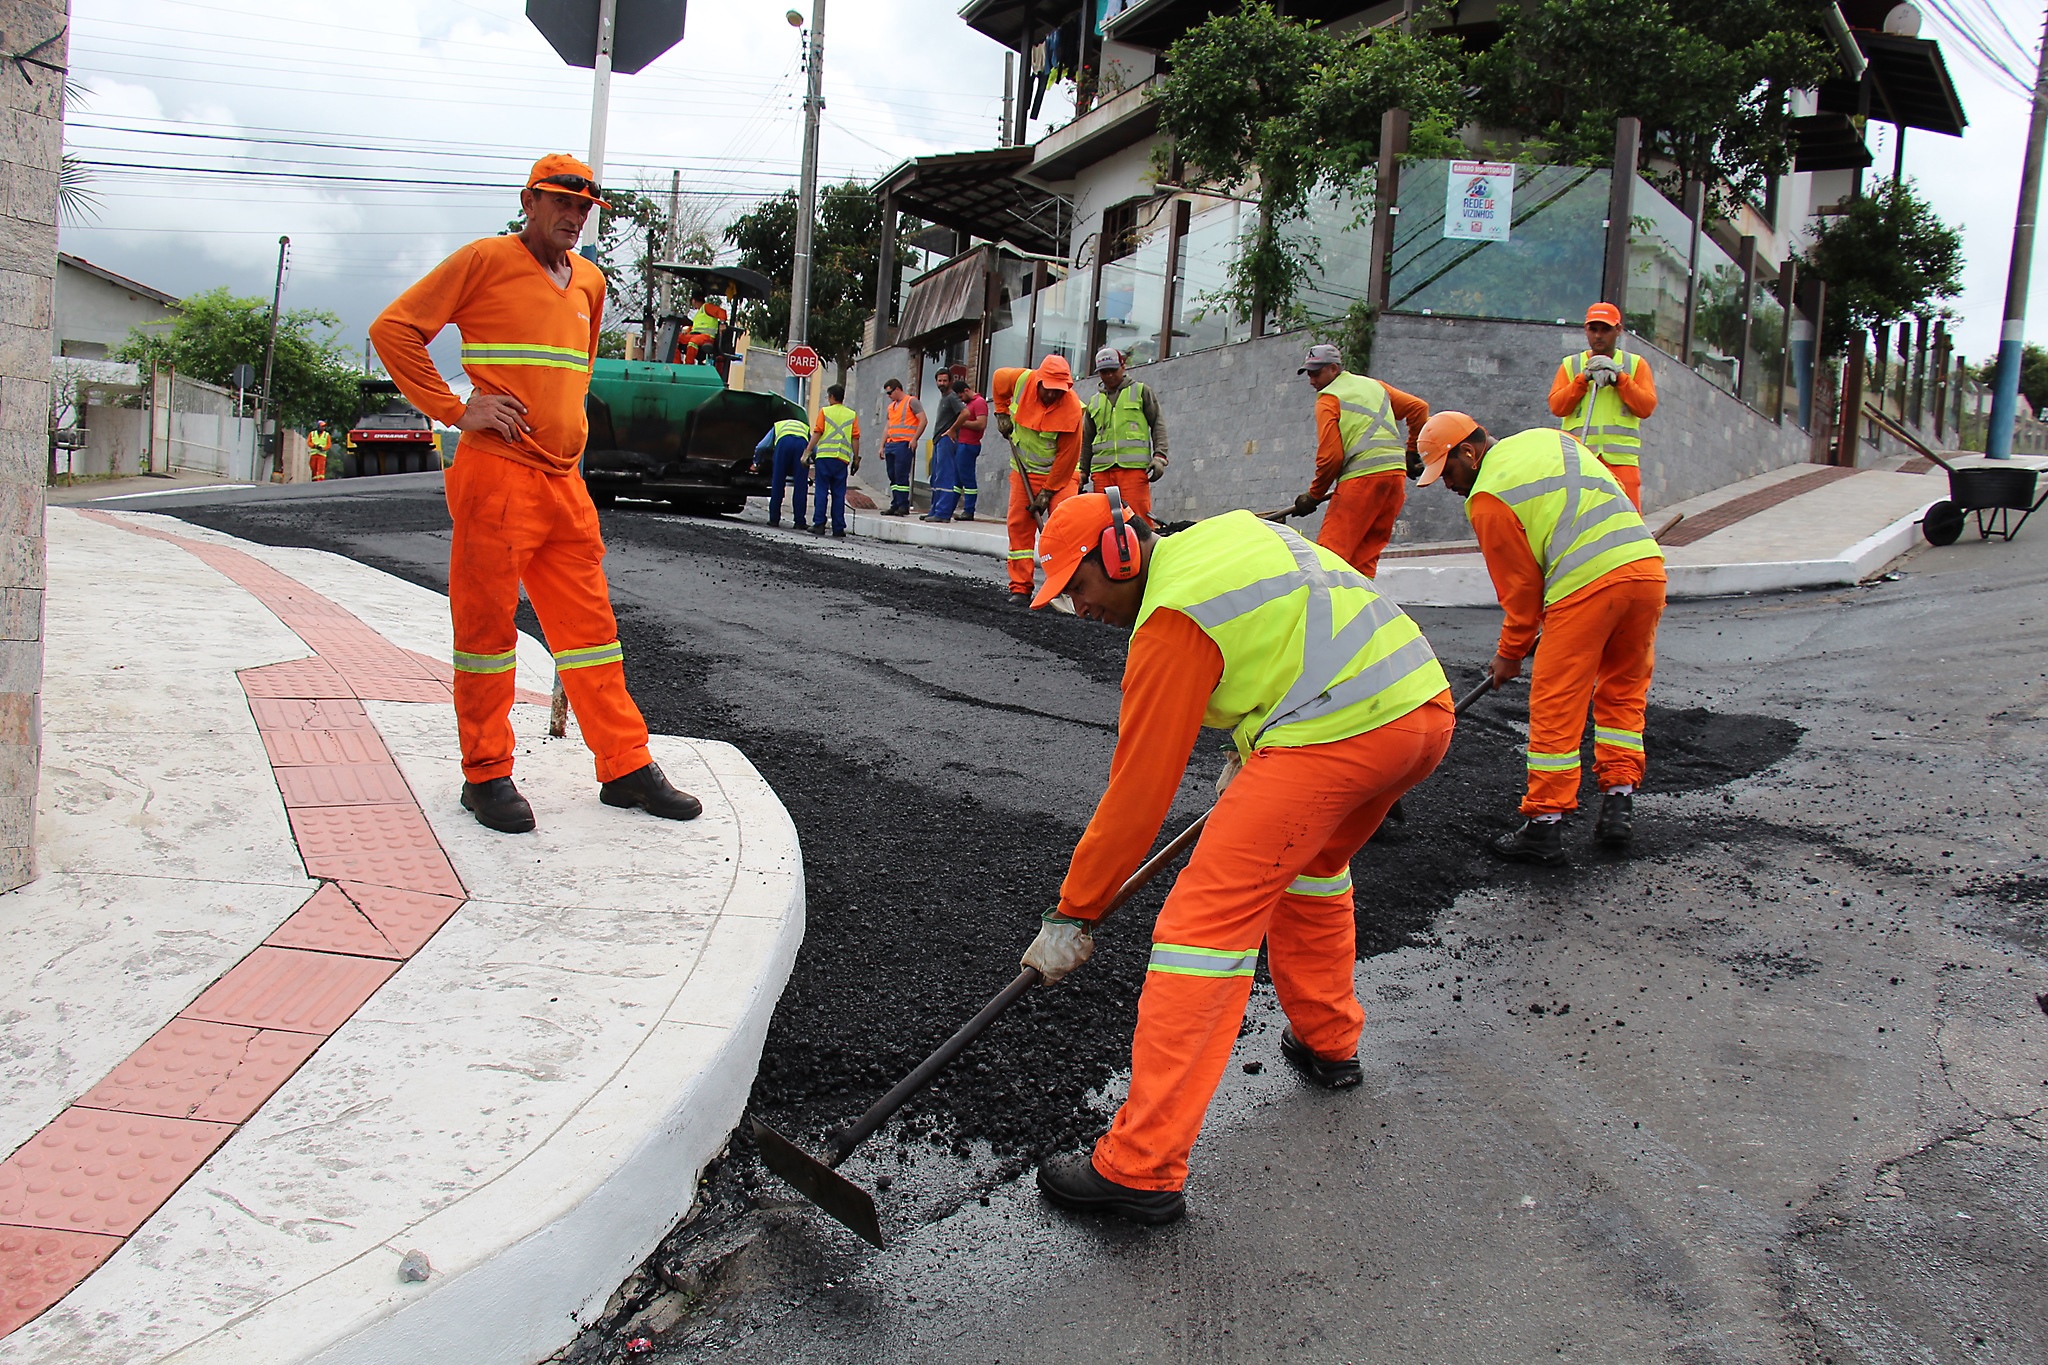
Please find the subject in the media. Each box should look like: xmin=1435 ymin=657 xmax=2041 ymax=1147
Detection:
xmin=164 ymin=491 xmax=1803 ymax=1275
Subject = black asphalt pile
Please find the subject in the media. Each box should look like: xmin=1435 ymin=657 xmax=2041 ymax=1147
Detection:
xmin=170 ymin=499 xmax=1805 ymax=1177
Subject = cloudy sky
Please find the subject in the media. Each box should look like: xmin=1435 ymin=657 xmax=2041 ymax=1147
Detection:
xmin=55 ymin=0 xmax=2045 ymax=371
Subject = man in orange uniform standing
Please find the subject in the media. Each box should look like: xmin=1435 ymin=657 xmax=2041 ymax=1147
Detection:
xmin=1290 ymin=344 xmax=1431 ymax=578
xmin=370 ymin=154 xmax=702 ymax=834
xmin=1018 ymin=490 xmax=1454 ymax=1223
xmin=1549 ymin=302 xmax=1658 ymax=508
xmin=990 ymin=354 xmax=1085 ymax=605
xmin=1416 ymin=413 xmax=1664 ymax=864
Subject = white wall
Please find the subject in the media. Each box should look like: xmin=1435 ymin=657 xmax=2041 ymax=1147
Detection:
xmin=54 ymin=260 xmax=176 ymax=359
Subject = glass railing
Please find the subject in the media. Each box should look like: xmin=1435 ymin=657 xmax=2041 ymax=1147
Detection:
xmin=1625 ymin=174 xmax=1691 ymax=356
xmin=1688 ymin=233 xmax=1745 ymax=397
xmin=1386 ymin=160 xmax=1609 ymax=324
xmin=1744 ymin=273 xmax=1786 ymax=418
xmin=1283 ymin=186 xmax=1376 ymax=326
xmin=1096 ymin=217 xmax=1171 ymax=366
xmin=1171 ymin=196 xmax=1253 ymax=357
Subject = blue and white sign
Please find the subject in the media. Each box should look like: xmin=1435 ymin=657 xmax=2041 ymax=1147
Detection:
xmin=1444 ymin=160 xmax=1516 ymax=242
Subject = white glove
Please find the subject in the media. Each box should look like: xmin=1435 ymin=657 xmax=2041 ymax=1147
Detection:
xmin=1585 ymin=356 xmax=1620 ymax=387
xmin=1147 ymin=454 xmax=1168 ymax=483
xmin=1022 ymin=912 xmax=1095 ymax=983
xmin=1214 ymin=752 xmax=1243 ymax=797
xmin=1589 ymin=367 xmax=1619 ymax=389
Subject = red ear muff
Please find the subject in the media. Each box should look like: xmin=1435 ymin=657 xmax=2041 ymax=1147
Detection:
xmin=1100 ymin=485 xmax=1141 ymax=581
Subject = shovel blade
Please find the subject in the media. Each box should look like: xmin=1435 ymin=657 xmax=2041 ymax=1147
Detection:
xmin=752 ymin=1118 xmax=884 ymax=1248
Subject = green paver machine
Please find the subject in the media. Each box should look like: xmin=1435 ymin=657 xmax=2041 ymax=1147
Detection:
xmin=581 ymin=264 xmax=806 ymax=512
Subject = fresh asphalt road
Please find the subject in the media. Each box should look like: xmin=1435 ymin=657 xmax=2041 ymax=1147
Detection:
xmin=128 ymin=474 xmax=2048 ymax=1364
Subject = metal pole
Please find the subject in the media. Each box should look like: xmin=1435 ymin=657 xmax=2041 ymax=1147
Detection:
xmin=1988 ymin=5 xmax=2048 ymax=457
xmin=258 ymin=234 xmax=289 ymax=480
xmin=579 ymin=0 xmax=618 ymax=257
xmin=789 ymin=0 xmax=826 ymax=373
xmin=660 ymin=168 xmax=680 ymax=317
xmin=1002 ymin=52 xmax=1016 ymax=145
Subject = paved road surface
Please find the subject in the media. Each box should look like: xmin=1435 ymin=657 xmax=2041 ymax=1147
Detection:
xmin=140 ymin=476 xmax=2048 ymax=1365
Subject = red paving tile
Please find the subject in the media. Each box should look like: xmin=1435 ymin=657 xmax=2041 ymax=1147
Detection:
xmin=408 ymin=648 xmax=550 ymax=707
xmin=1658 ymin=465 xmax=1858 ymax=547
xmin=274 ymin=762 xmax=416 ymax=808
xmin=75 ymin=1020 xmax=324 ymax=1124
xmin=0 ymin=1227 xmax=123 ymax=1335
xmin=264 ymin=884 xmax=401 ymax=958
xmin=260 ymin=726 xmax=393 ymax=767
xmin=181 ymin=947 xmax=399 ymax=1034
xmin=239 ymin=659 xmax=353 ymax=699
xmin=349 ymin=676 xmax=454 ymax=704
xmin=338 ymin=883 xmax=464 ymax=957
xmin=247 ymin=697 xmax=375 ymax=733
xmin=309 ymin=636 xmax=436 ymax=678
xmin=290 ymin=804 xmax=463 ymax=895
xmin=0 ymin=1111 xmax=235 ymax=1238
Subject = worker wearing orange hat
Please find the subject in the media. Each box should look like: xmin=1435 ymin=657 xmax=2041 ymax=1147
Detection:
xmin=1549 ymin=302 xmax=1658 ymax=509
xmin=370 ymin=154 xmax=702 ymax=834
xmin=1416 ymin=412 xmax=1665 ymax=865
xmin=991 ymin=353 xmax=1086 ymax=604
xmin=1019 ymin=488 xmax=1454 ymax=1224
xmin=1291 ymin=343 xmax=1432 ymax=579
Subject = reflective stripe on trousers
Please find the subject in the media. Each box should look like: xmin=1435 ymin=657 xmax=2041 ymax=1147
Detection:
xmin=454 ymin=647 xmax=517 ymax=675
xmin=555 ymin=641 xmax=624 ymax=670
xmin=1148 ymin=943 xmax=1260 ymax=977
xmin=1286 ymin=869 xmax=1353 ymax=897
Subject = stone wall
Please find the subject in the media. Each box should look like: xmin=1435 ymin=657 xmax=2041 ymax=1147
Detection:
xmin=0 ymin=0 xmax=64 ymax=891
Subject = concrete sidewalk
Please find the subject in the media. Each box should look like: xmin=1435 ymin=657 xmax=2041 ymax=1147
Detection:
xmin=0 ymin=508 xmax=803 ymax=1364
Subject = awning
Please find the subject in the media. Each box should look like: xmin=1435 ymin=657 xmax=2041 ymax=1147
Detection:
xmin=1791 ymin=113 xmax=1875 ymax=172
xmin=1102 ymin=0 xmax=1361 ymax=50
xmin=958 ymin=0 xmax=1079 ymax=52
xmin=895 ymin=247 xmax=991 ymax=345
xmin=1816 ymin=31 xmax=1967 ymax=137
xmin=873 ymin=146 xmax=1070 ymax=258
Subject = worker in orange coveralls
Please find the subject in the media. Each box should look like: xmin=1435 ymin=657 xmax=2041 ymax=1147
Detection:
xmin=1416 ymin=413 xmax=1665 ymax=866
xmin=370 ymin=153 xmax=702 ymax=835
xmin=1548 ymin=302 xmax=1658 ymax=508
xmin=990 ymin=353 xmax=1085 ymax=605
xmin=1290 ymin=343 xmax=1431 ymax=579
xmin=1018 ymin=488 xmax=1454 ymax=1225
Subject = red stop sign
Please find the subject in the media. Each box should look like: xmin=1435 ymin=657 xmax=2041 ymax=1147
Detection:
xmin=787 ymin=345 xmax=822 ymax=377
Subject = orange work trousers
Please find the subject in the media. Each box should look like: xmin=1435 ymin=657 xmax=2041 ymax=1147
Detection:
xmin=1316 ymin=472 xmax=1406 ymax=578
xmin=309 ymin=454 xmax=328 ymax=481
xmin=445 ymin=452 xmax=652 ymax=785
xmin=1602 ymin=460 xmax=1642 ymax=509
xmin=1522 ymin=573 xmax=1665 ymax=815
xmin=1006 ymin=468 xmax=1079 ymax=595
xmin=1091 ymin=698 xmax=1456 ymax=1192
xmin=1086 ymin=465 xmax=1154 ymax=523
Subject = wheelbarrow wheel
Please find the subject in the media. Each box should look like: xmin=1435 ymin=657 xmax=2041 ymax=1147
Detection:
xmin=1923 ymin=500 xmax=1965 ymax=546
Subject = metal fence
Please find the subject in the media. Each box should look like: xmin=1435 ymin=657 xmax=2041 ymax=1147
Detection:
xmin=160 ymin=371 xmax=259 ymax=479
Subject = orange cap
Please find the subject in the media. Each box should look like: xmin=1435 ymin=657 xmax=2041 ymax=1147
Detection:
xmin=1030 ymin=492 xmax=1116 ymax=608
xmin=526 ymin=153 xmax=612 ymax=208
xmin=1585 ymin=302 xmax=1621 ymax=326
xmin=1034 ymin=354 xmax=1075 ymax=391
xmin=1415 ymin=411 xmax=1480 ymax=487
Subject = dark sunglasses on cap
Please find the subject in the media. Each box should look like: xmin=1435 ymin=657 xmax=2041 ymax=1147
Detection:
xmin=531 ymin=174 xmax=603 ymax=199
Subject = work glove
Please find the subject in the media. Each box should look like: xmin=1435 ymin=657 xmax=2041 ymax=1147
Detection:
xmin=1406 ymin=448 xmax=1424 ymax=480
xmin=851 ymin=458 xmax=862 ymax=474
xmin=1292 ymin=492 xmax=1321 ymax=518
xmin=1023 ymin=909 xmax=1095 ymax=984
xmin=995 ymin=413 xmax=1015 ymax=440
xmin=1031 ymin=490 xmax=1052 ymax=515
xmin=1214 ymin=751 xmax=1243 ymax=797
xmin=1147 ymin=454 xmax=1168 ymax=483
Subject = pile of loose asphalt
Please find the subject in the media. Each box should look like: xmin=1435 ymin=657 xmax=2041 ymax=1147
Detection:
xmin=167 ymin=491 xmax=1804 ymax=1349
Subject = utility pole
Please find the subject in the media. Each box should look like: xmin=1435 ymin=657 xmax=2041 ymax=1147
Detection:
xmin=579 ymin=0 xmax=619 ymax=258
xmin=659 ymin=167 xmax=681 ymax=317
xmin=1988 ymin=3 xmax=2048 ymax=458
xmin=258 ymin=235 xmax=289 ymax=479
xmin=788 ymin=0 xmax=825 ymax=405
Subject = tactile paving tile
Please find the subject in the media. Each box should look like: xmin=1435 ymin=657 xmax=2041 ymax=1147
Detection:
xmin=260 ymin=726 xmax=393 ymax=768
xmin=408 ymin=649 xmax=552 ymax=707
xmin=289 ymin=804 xmax=463 ymax=896
xmin=0 ymin=1226 xmax=122 ymax=1336
xmin=337 ymin=882 xmax=464 ymax=957
xmin=181 ymin=947 xmax=398 ymax=1034
xmin=306 ymin=635 xmax=435 ymax=678
xmin=406 ymin=650 xmax=456 ymax=685
xmin=239 ymin=658 xmax=353 ymax=699
xmin=264 ymin=883 xmax=400 ymax=958
xmin=247 ymin=697 xmax=375 ymax=733
xmin=347 ymin=676 xmax=454 ymax=704
xmin=0 ymin=1110 xmax=234 ymax=1238
xmin=75 ymin=1020 xmax=324 ymax=1123
xmin=274 ymin=763 xmax=416 ymax=808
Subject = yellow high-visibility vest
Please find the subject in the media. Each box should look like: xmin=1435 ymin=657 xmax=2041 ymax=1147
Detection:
xmin=1560 ymin=350 xmax=1645 ymax=466
xmin=1467 ymin=428 xmax=1662 ymax=606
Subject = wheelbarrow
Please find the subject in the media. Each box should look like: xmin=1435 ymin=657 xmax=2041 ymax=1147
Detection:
xmin=1860 ymin=402 xmax=2048 ymax=547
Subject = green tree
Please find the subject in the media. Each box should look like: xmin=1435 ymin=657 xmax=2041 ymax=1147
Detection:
xmin=1973 ymin=344 xmax=2048 ymax=417
xmin=1795 ymin=178 xmax=1963 ymax=358
xmin=724 ymin=181 xmax=885 ymax=371
xmin=111 ymin=287 xmax=364 ymax=431
xmin=1468 ymin=0 xmax=1836 ymax=212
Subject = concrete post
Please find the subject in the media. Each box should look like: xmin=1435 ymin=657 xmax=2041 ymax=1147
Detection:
xmin=1601 ymin=117 xmax=1640 ymax=308
xmin=0 ymin=0 xmax=65 ymax=892
xmin=1366 ymin=108 xmax=1409 ymax=312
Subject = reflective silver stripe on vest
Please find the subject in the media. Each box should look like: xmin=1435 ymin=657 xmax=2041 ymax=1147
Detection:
xmin=1148 ymin=943 xmax=1260 ymax=977
xmin=1287 ymin=869 xmax=1353 ymax=897
xmin=1542 ymin=432 xmax=1653 ymax=587
xmin=1339 ymin=389 xmax=1405 ymax=478
xmin=818 ymin=411 xmax=856 ymax=460
xmin=1179 ymin=523 xmax=1436 ymax=743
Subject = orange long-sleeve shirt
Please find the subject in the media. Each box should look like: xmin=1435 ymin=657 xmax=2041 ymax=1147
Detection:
xmin=992 ymin=364 xmax=1085 ymax=488
xmin=370 ymin=234 xmax=605 ymax=477
xmin=1469 ymin=493 xmax=1668 ymax=661
xmin=1309 ymin=378 xmax=1430 ymax=499
xmin=1547 ymin=352 xmax=1657 ymax=423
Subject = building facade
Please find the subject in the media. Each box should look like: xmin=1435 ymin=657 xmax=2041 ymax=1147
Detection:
xmin=54 ymin=252 xmax=179 ymax=359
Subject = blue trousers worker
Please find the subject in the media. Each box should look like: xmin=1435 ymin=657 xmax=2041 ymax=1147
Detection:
xmin=768 ymin=434 xmax=810 ymax=528
xmin=884 ymin=440 xmax=916 ymax=514
xmin=928 ymin=437 xmax=982 ymax=520
xmin=812 ymin=458 xmax=850 ymax=535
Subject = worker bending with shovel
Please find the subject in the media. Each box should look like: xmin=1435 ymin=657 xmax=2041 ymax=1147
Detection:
xmin=1019 ymin=490 xmax=1455 ymax=1224
xmin=1291 ymin=343 xmax=1431 ymax=578
xmin=991 ymin=354 xmax=1085 ymax=605
xmin=1416 ymin=413 xmax=1665 ymax=864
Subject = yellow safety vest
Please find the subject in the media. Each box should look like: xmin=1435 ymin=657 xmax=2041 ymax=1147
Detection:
xmin=1320 ymin=370 xmax=1407 ymax=482
xmin=1086 ymin=381 xmax=1153 ymax=469
xmin=690 ymin=307 xmax=721 ymax=335
xmin=1560 ymin=350 xmax=1645 ymax=466
xmin=771 ymin=417 xmax=810 ymax=444
xmin=1132 ymin=511 xmax=1448 ymax=760
xmin=1468 ymin=429 xmax=1663 ymax=606
xmin=815 ymin=404 xmax=857 ymax=462
xmin=308 ymin=430 xmax=331 ymax=454
xmin=885 ymin=396 xmax=920 ymax=444
xmin=1007 ymin=370 xmax=1062 ymax=475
